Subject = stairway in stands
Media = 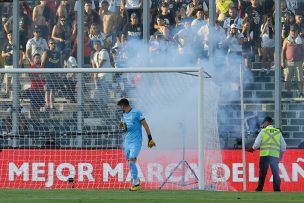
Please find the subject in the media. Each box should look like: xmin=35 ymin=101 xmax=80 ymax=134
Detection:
xmin=219 ymin=66 xmax=304 ymax=149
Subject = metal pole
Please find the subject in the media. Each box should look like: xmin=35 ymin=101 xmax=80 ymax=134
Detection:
xmin=77 ymin=0 xmax=84 ymax=132
xmin=142 ymin=0 xmax=150 ymax=44
xmin=198 ymin=68 xmax=204 ymax=190
xmin=240 ymin=63 xmax=246 ymax=191
xmin=12 ymin=0 xmax=20 ymax=136
xmin=274 ymin=0 xmax=282 ymax=127
xmin=208 ymin=0 xmax=216 ymax=26
xmin=208 ymin=0 xmax=216 ymax=64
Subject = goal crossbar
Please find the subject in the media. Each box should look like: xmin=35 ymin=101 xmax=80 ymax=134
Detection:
xmin=0 ymin=67 xmax=201 ymax=74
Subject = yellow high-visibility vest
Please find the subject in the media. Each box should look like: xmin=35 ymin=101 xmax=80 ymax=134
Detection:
xmin=260 ymin=128 xmax=281 ymax=158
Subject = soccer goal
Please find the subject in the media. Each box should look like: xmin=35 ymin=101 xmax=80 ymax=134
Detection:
xmin=0 ymin=67 xmax=230 ymax=190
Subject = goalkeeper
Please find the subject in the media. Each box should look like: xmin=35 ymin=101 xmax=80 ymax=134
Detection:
xmin=117 ymin=98 xmax=156 ymax=191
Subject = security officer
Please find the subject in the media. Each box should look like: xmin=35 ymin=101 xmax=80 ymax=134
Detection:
xmin=246 ymin=116 xmax=287 ymax=192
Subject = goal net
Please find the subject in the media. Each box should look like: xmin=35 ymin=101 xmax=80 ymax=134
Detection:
xmin=0 ymin=68 xmax=231 ymax=190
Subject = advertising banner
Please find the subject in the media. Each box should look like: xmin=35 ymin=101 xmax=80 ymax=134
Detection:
xmin=1 ymin=149 xmax=303 ymax=191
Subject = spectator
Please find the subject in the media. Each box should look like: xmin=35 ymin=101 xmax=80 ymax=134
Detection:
xmin=281 ymin=25 xmax=303 ymax=98
xmin=120 ymin=0 xmax=143 ymax=23
xmin=176 ymin=6 xmax=192 ymax=27
xmin=41 ymin=38 xmax=62 ymax=110
xmin=51 ymin=16 xmax=72 ymax=59
xmin=88 ymin=23 xmax=110 ymax=50
xmin=173 ymin=19 xmax=194 ymax=59
xmin=121 ymin=12 xmax=143 ymax=47
xmin=260 ymin=0 xmax=274 ymax=16
xmin=83 ymin=0 xmax=100 ymax=30
xmin=3 ymin=4 xmax=32 ymax=53
xmin=191 ymin=8 xmax=205 ymax=33
xmin=241 ymin=20 xmax=254 ymax=69
xmin=65 ymin=0 xmax=77 ymax=26
xmin=149 ymin=34 xmax=169 ymax=61
xmin=294 ymin=11 xmax=304 ymax=40
xmin=173 ymin=6 xmax=191 ymax=35
xmin=281 ymin=0 xmax=294 ymax=22
xmin=111 ymin=41 xmax=127 ymax=67
xmin=151 ymin=13 xmax=172 ymax=53
xmin=260 ymin=14 xmax=275 ymax=74
xmin=197 ymin=14 xmax=211 ymax=58
xmin=101 ymin=0 xmax=121 ymax=13
xmin=26 ymin=26 xmax=48 ymax=66
xmin=56 ymin=0 xmax=69 ymax=20
xmin=223 ymin=6 xmax=243 ymax=36
xmin=154 ymin=15 xmax=170 ymax=41
xmin=216 ymin=0 xmax=234 ymax=21
xmin=29 ymin=53 xmax=45 ymax=120
xmin=91 ymin=39 xmax=112 ymax=69
xmin=20 ymin=2 xmax=33 ymax=22
xmin=45 ymin=0 xmax=57 ymax=28
xmin=150 ymin=0 xmax=161 ymax=21
xmin=91 ymin=40 xmax=112 ymax=88
xmin=71 ymin=25 xmax=92 ymax=65
xmin=32 ymin=0 xmax=51 ymax=40
xmin=102 ymin=0 xmax=124 ymax=40
xmin=63 ymin=56 xmax=77 ymax=103
xmin=170 ymin=0 xmax=184 ymax=18
xmin=1 ymin=30 xmax=24 ymax=97
xmin=155 ymin=2 xmax=176 ymax=29
xmin=186 ymin=0 xmax=208 ymax=18
xmin=91 ymin=39 xmax=112 ymax=108
xmin=214 ymin=19 xmax=227 ymax=50
xmin=225 ymin=23 xmax=244 ymax=65
xmin=99 ymin=0 xmax=116 ymax=45
xmin=282 ymin=11 xmax=295 ymax=39
xmin=245 ymin=0 xmax=264 ymax=62
xmin=237 ymin=0 xmax=251 ymax=18
xmin=285 ymin=0 xmax=304 ymax=16
xmin=75 ymin=0 xmax=98 ymax=12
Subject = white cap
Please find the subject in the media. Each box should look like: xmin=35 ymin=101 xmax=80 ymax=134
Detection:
xmin=67 ymin=56 xmax=77 ymax=68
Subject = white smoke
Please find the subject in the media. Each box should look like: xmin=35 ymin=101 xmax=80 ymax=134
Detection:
xmin=115 ymin=22 xmax=257 ymax=191
xmin=119 ymin=23 xmax=252 ymax=151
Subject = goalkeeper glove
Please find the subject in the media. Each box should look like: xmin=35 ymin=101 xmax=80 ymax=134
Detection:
xmin=118 ymin=122 xmax=126 ymax=131
xmin=147 ymin=134 xmax=156 ymax=148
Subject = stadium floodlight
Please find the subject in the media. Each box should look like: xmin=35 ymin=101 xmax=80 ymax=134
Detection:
xmin=0 ymin=67 xmax=229 ymax=190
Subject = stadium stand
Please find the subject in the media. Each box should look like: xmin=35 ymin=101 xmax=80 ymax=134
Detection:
xmin=0 ymin=0 xmax=304 ymax=150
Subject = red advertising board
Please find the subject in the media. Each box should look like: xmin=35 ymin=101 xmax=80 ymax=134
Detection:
xmin=0 ymin=149 xmax=303 ymax=191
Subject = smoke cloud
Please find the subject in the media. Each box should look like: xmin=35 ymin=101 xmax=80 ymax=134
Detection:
xmin=117 ymin=22 xmax=255 ymax=152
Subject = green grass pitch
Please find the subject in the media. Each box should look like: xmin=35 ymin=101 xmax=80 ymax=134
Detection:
xmin=0 ymin=190 xmax=303 ymax=203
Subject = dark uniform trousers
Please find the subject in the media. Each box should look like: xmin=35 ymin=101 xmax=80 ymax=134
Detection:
xmin=256 ymin=156 xmax=281 ymax=192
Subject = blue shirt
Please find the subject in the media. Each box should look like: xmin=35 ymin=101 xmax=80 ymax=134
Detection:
xmin=122 ymin=108 xmax=144 ymax=145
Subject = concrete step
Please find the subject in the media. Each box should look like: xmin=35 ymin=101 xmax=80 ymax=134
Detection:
xmin=285 ymin=138 xmax=303 ymax=148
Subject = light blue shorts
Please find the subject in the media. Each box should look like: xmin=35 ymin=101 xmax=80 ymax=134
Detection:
xmin=124 ymin=142 xmax=141 ymax=160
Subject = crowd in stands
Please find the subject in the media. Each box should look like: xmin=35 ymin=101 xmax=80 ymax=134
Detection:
xmin=0 ymin=0 xmax=304 ymax=109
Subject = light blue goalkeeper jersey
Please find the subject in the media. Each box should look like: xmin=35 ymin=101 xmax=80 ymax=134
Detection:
xmin=122 ymin=108 xmax=144 ymax=145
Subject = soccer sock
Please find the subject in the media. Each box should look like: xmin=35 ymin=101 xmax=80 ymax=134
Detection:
xmin=129 ymin=160 xmax=139 ymax=185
